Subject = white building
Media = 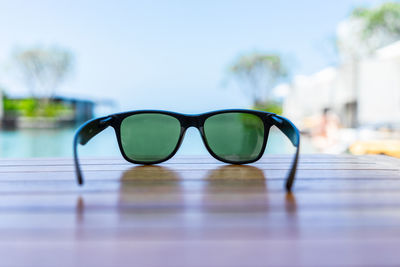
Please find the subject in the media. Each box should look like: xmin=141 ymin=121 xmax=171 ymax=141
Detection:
xmin=358 ymin=42 xmax=400 ymax=126
xmin=282 ymin=40 xmax=400 ymax=129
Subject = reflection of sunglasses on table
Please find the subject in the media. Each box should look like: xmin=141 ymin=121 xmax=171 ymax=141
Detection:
xmin=73 ymin=109 xmax=300 ymax=191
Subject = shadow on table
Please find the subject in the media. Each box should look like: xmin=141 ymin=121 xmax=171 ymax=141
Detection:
xmin=76 ymin=164 xmax=297 ymax=224
xmin=119 ymin=165 xmax=182 ymax=207
xmin=205 ymin=165 xmax=297 ymax=214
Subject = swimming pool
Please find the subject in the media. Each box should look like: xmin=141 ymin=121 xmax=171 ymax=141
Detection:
xmin=0 ymin=127 xmax=313 ymax=158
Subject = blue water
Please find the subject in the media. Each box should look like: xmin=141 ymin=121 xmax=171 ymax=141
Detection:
xmin=0 ymin=126 xmax=306 ymax=158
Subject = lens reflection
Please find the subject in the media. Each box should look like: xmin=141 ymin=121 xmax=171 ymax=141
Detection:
xmin=120 ymin=113 xmax=181 ymax=162
xmin=204 ymin=113 xmax=265 ymax=162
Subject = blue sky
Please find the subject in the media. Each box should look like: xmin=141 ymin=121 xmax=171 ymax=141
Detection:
xmin=0 ymin=0 xmax=388 ymax=113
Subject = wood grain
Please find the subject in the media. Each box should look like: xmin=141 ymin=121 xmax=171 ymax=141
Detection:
xmin=0 ymin=155 xmax=399 ymax=267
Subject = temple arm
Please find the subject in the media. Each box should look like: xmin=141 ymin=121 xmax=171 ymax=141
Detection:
xmin=73 ymin=116 xmax=112 ymax=185
xmin=270 ymin=114 xmax=300 ymax=192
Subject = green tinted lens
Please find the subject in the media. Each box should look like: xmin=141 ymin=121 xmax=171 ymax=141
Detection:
xmin=120 ymin=113 xmax=181 ymax=162
xmin=204 ymin=112 xmax=265 ymax=162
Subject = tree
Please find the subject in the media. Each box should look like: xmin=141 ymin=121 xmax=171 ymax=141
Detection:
xmin=13 ymin=46 xmax=74 ymax=99
xmin=334 ymin=2 xmax=400 ymax=127
xmin=337 ymin=2 xmax=400 ymax=61
xmin=354 ymin=2 xmax=400 ymax=48
xmin=229 ymin=52 xmax=287 ymax=107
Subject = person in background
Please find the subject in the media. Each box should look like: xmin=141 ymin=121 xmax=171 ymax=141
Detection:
xmin=311 ymin=108 xmax=341 ymax=152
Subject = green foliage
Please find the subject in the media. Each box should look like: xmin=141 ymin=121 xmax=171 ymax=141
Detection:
xmin=3 ymin=96 xmax=73 ymax=118
xmin=18 ymin=98 xmax=37 ymax=117
xmin=3 ymin=97 xmax=36 ymax=116
xmin=352 ymin=2 xmax=400 ymax=42
xmin=253 ymin=101 xmax=283 ymax=115
xmin=42 ymin=102 xmax=73 ymax=117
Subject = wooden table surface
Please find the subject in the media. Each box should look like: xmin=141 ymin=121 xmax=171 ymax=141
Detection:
xmin=0 ymin=154 xmax=400 ymax=267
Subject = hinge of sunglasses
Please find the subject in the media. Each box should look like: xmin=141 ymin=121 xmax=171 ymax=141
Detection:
xmin=99 ymin=116 xmax=113 ymax=126
xmin=271 ymin=115 xmax=283 ymax=124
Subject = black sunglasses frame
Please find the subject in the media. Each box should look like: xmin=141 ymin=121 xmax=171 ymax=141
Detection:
xmin=74 ymin=109 xmax=300 ymax=191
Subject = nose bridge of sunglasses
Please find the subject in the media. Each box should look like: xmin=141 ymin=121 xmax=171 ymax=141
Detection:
xmin=176 ymin=126 xmax=209 ymax=155
xmin=180 ymin=115 xmax=202 ymax=129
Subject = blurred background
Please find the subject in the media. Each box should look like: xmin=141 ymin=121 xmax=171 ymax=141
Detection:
xmin=0 ymin=0 xmax=399 ymax=158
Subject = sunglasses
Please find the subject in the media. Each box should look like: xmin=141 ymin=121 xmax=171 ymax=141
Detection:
xmin=73 ymin=109 xmax=300 ymax=191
